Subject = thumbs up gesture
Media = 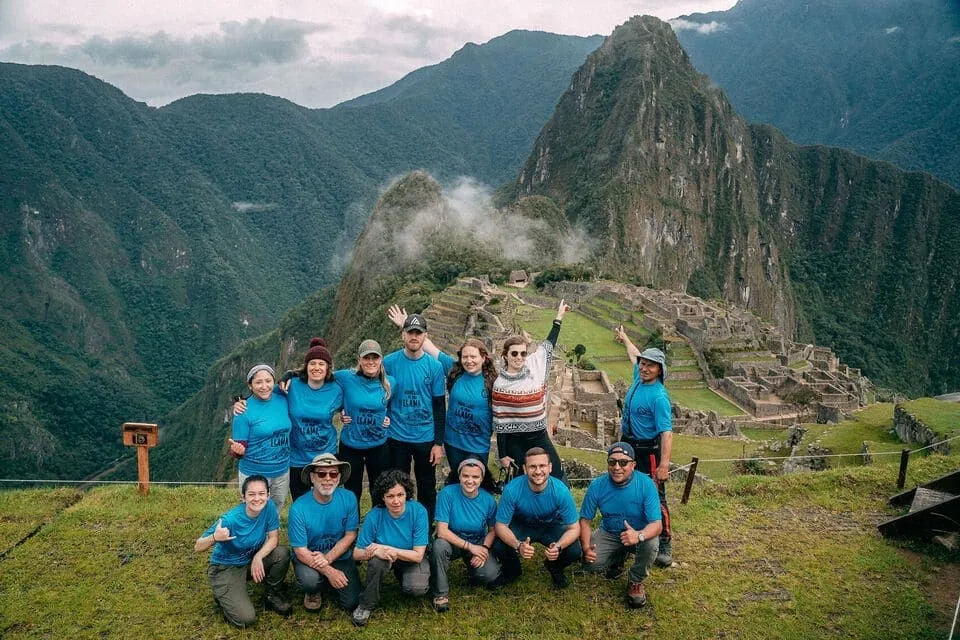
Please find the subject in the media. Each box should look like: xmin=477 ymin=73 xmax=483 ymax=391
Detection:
xmin=621 ymin=520 xmax=639 ymax=546
xmin=518 ymin=536 xmax=534 ymax=559
xmin=545 ymin=541 xmax=561 ymax=561
xmin=213 ymin=519 xmax=236 ymax=543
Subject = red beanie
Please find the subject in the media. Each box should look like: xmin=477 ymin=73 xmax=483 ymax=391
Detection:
xmin=303 ymin=337 xmax=333 ymax=368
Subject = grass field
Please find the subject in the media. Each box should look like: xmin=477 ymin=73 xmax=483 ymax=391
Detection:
xmin=2 ymin=455 xmax=958 ymax=639
xmin=900 ymin=398 xmax=960 ymax=439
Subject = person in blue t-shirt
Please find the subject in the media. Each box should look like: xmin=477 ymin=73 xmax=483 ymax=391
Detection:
xmin=194 ymin=474 xmax=291 ymax=627
xmin=381 ymin=313 xmax=447 ymax=523
xmin=580 ymin=442 xmax=662 ymax=608
xmin=351 ymin=470 xmax=430 ymax=626
xmin=229 ymin=365 xmax=291 ymax=511
xmin=430 ymin=458 xmax=501 ymax=612
xmin=493 ymin=447 xmax=582 ymax=589
xmin=288 ymin=454 xmax=361 ymax=615
xmin=614 ymin=325 xmax=674 ymax=567
xmin=387 ymin=307 xmax=497 ymax=493
xmin=334 ymin=339 xmax=394 ymax=508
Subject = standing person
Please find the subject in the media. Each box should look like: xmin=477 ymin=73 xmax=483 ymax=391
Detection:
xmin=614 ymin=325 xmax=674 ymax=567
xmin=492 ymin=299 xmax=570 ymax=480
xmin=493 ymin=447 xmax=581 ymax=588
xmin=382 ymin=313 xmax=447 ymax=523
xmin=288 ymin=454 xmax=361 ymax=615
xmin=229 ymin=365 xmax=291 ymax=511
xmin=334 ymin=339 xmax=394 ymax=507
xmin=430 ymin=458 xmax=501 ymax=612
xmin=387 ymin=306 xmax=498 ymax=493
xmin=194 ymin=474 xmax=291 ymax=627
xmin=580 ymin=442 xmax=662 ymax=608
xmin=351 ymin=470 xmax=430 ymax=627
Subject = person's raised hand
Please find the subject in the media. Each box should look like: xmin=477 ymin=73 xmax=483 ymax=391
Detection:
xmin=387 ymin=305 xmax=408 ymax=328
xmin=227 ymin=439 xmax=246 ymax=457
xmin=621 ymin=520 xmax=638 ymax=546
xmin=232 ymin=398 xmax=247 ymax=416
xmin=519 ymin=537 xmax=534 ymax=559
xmin=545 ymin=542 xmax=560 ymax=561
xmin=212 ymin=519 xmax=236 ymax=543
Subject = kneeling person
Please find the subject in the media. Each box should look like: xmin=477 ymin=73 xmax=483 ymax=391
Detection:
xmin=494 ymin=447 xmax=581 ymax=588
xmin=194 ymin=474 xmax=291 ymax=627
xmin=431 ymin=458 xmax=501 ymax=612
xmin=289 ymin=454 xmax=361 ymax=614
xmin=580 ymin=442 xmax=662 ymax=608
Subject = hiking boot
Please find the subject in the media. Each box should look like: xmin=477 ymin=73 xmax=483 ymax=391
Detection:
xmin=432 ymin=594 xmax=450 ymax=613
xmin=264 ymin=590 xmax=292 ymax=617
xmin=549 ymin=570 xmax=569 ymax=589
xmin=654 ymin=538 xmax=672 ymax=568
xmin=352 ymin=606 xmax=372 ymax=627
xmin=627 ymin=581 xmax=647 ymax=608
xmin=303 ymin=592 xmax=323 ymax=612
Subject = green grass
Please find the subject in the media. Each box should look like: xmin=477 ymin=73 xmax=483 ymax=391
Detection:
xmin=0 ymin=487 xmax=81 ymax=554
xmin=667 ymin=388 xmax=744 ymax=417
xmin=2 ymin=459 xmax=957 ymax=638
xmin=900 ymin=398 xmax=960 ymax=439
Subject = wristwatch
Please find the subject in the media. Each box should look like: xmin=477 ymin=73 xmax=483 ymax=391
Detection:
xmin=638 ymin=531 xmax=645 ymax=543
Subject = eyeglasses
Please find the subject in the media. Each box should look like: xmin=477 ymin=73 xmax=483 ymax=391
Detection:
xmin=312 ymin=470 xmax=340 ymax=478
xmin=607 ymin=458 xmax=632 ymax=468
xmin=508 ymin=350 xmax=528 ymax=357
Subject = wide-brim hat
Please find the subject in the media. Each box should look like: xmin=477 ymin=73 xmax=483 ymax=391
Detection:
xmin=638 ymin=347 xmax=667 ymax=382
xmin=300 ymin=453 xmax=351 ymax=486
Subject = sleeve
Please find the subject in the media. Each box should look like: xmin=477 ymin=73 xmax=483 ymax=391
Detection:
xmin=558 ymin=486 xmax=579 ymax=526
xmin=437 ymin=351 xmax=456 ymax=376
xmin=345 ymin=492 xmax=360 ymax=531
xmin=495 ymin=484 xmax=517 ymax=524
xmin=287 ymin=502 xmax=308 ymax=548
xmin=579 ymin=481 xmax=599 ymax=522
xmin=413 ymin=504 xmax=429 ymax=546
xmin=484 ymin=494 xmax=497 ymax=529
xmin=435 ymin=489 xmax=452 ymax=524
xmin=265 ymin=500 xmax=281 ymax=533
xmin=231 ymin=413 xmax=250 ymax=442
xmin=545 ymin=318 xmax=562 ymax=347
xmin=357 ymin=510 xmax=378 ymax=548
xmin=654 ymin=391 xmax=673 ymax=433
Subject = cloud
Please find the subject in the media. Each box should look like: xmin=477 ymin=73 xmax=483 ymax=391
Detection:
xmin=668 ymin=19 xmax=727 ymax=34
xmin=231 ymin=201 xmax=278 ymax=213
xmin=884 ymin=26 xmax=900 ymax=35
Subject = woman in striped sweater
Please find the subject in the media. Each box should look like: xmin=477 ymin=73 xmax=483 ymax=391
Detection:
xmin=491 ymin=299 xmax=569 ymax=480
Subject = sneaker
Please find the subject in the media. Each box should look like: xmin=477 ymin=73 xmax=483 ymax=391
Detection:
xmin=627 ymin=581 xmax=647 ymax=608
xmin=264 ymin=590 xmax=292 ymax=617
xmin=432 ymin=595 xmax=450 ymax=613
xmin=352 ymin=606 xmax=372 ymax=627
xmin=549 ymin=570 xmax=569 ymax=589
xmin=654 ymin=538 xmax=672 ymax=568
xmin=303 ymin=592 xmax=323 ymax=612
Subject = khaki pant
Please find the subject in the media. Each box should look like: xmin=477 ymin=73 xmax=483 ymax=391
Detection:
xmin=207 ymin=546 xmax=290 ymax=627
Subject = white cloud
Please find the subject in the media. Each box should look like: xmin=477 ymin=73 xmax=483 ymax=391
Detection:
xmin=669 ymin=19 xmax=727 ymax=34
xmin=885 ymin=26 xmax=900 ymax=35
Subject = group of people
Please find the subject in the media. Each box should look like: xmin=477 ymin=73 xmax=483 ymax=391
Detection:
xmin=194 ymin=299 xmax=676 ymax=627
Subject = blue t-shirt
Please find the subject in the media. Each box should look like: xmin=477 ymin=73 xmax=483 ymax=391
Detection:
xmin=435 ymin=484 xmax=497 ymax=545
xmin=382 ymin=349 xmax=446 ymax=444
xmin=334 ymin=369 xmax=394 ymax=450
xmin=580 ymin=471 xmax=662 ymax=534
xmin=439 ymin=353 xmax=493 ymax=454
xmin=232 ymin=391 xmax=291 ymax=476
xmin=286 ymin=378 xmax=344 ymax=466
xmin=496 ymin=476 xmax=579 ymax=527
xmin=288 ymin=487 xmax=359 ymax=553
xmin=357 ymin=501 xmax=429 ymax=550
xmin=621 ymin=368 xmax=672 ymax=440
xmin=203 ymin=500 xmax=280 ymax=566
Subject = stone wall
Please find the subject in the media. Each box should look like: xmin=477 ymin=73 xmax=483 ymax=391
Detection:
xmin=894 ymin=403 xmax=952 ymax=454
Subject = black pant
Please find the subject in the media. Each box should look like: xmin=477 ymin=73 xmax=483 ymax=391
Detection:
xmin=387 ymin=438 xmax=438 ymax=523
xmin=496 ymin=429 xmax=565 ymax=482
xmin=338 ymin=442 xmax=390 ymax=508
xmin=622 ymin=436 xmax=671 ymax=538
xmin=443 ymin=442 xmax=497 ymax=493
xmin=289 ymin=466 xmax=311 ymax=501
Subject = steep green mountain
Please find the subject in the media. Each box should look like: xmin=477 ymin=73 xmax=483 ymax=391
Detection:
xmin=673 ymin=0 xmax=960 ymax=189
xmin=0 ymin=31 xmax=602 ymax=479
xmin=516 ymin=16 xmax=960 ymax=395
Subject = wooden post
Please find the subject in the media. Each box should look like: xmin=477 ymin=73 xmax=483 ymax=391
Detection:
xmin=122 ymin=423 xmax=159 ymax=496
xmin=681 ymin=456 xmax=699 ymax=505
xmin=896 ymin=448 xmax=910 ymax=490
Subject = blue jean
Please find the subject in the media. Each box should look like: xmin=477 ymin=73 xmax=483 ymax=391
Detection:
xmin=493 ymin=521 xmax=581 ymax=581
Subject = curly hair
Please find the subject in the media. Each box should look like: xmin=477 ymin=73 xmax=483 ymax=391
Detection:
xmin=447 ymin=338 xmax=496 ymax=402
xmin=371 ymin=469 xmax=415 ymax=507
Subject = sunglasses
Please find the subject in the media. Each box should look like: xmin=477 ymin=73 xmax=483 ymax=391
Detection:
xmin=607 ymin=458 xmax=632 ymax=468
xmin=311 ymin=470 xmax=340 ymax=478
xmin=508 ymin=350 xmax=528 ymax=357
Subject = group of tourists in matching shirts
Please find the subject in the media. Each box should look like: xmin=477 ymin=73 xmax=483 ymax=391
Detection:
xmin=193 ymin=299 xmax=675 ymax=627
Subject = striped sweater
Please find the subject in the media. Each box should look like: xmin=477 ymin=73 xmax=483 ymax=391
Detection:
xmin=491 ymin=322 xmax=560 ymax=434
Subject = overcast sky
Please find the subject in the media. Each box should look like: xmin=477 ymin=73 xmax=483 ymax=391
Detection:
xmin=0 ymin=1 xmax=736 ymax=109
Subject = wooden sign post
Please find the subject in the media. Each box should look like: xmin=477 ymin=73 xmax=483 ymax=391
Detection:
xmin=122 ymin=422 xmax=159 ymax=495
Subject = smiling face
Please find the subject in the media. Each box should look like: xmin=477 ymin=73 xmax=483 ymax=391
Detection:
xmin=402 ymin=329 xmax=425 ymax=354
xmin=460 ymin=345 xmax=483 ymax=375
xmin=306 ymin=358 xmax=328 ymax=385
xmin=248 ymin=370 xmax=275 ymax=400
xmin=639 ymin=358 xmax=662 ymax=384
xmin=359 ymin=353 xmax=381 ymax=377
xmin=383 ymin=483 xmax=407 ymax=516
xmin=242 ymin=480 xmax=270 ymax=516
xmin=607 ymin=453 xmax=635 ymax=485
xmin=503 ymin=339 xmax=529 ymax=374
xmin=311 ymin=467 xmax=340 ymax=498
xmin=458 ymin=464 xmax=483 ymax=496
xmin=524 ymin=453 xmax=551 ymax=491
